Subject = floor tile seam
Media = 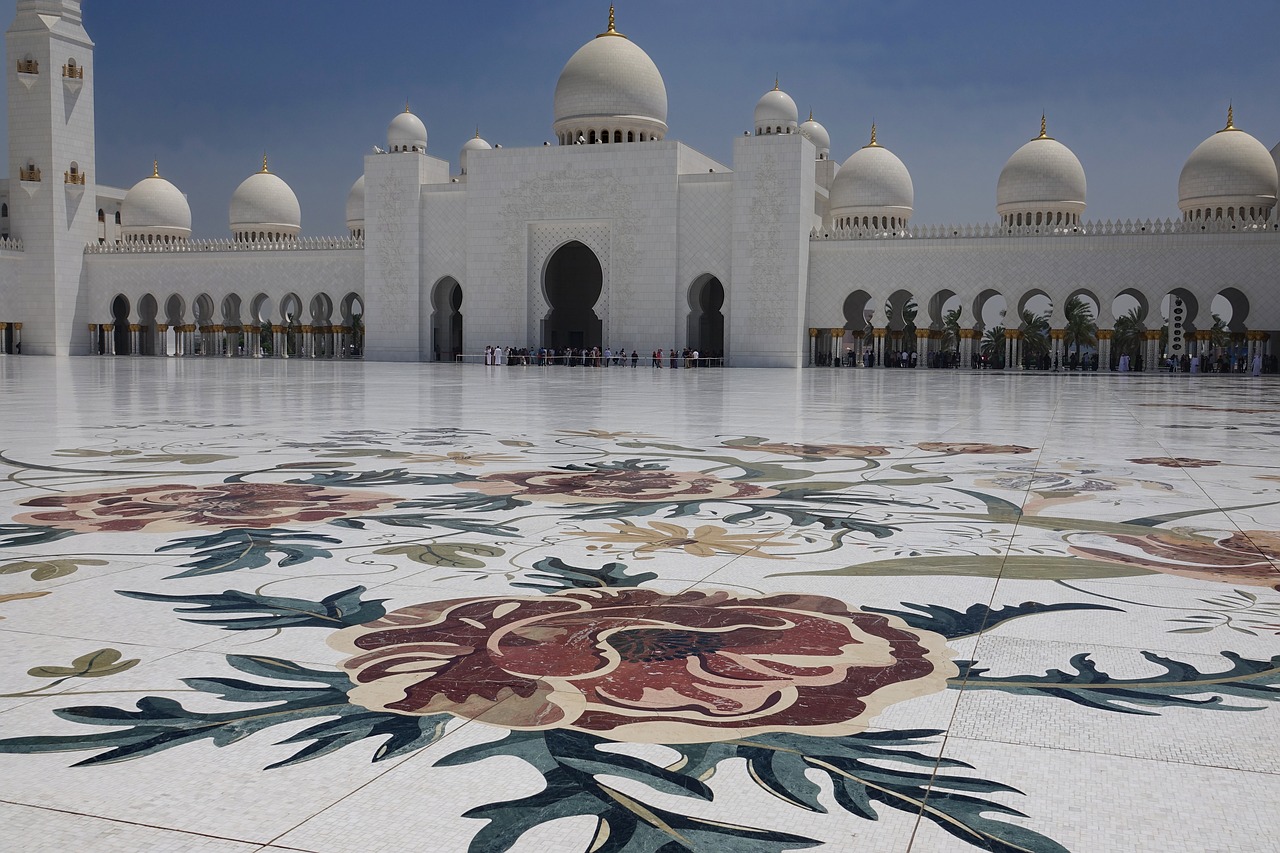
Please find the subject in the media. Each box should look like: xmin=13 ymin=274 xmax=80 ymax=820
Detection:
xmin=0 ymin=797 xmax=269 ymax=846
xmin=261 ymin=709 xmax=522 ymax=848
xmin=934 ymin=733 xmax=1280 ymax=778
xmin=674 ymin=556 xmax=768 ymax=595
xmin=0 ymin=643 xmax=214 ymax=713
xmin=1098 ymin=391 xmax=1279 ymax=546
xmin=906 ymin=405 xmax=1062 ymax=849
xmin=0 ymin=623 xmax=205 ymax=656
xmin=961 ymin=630 xmax=1280 ymax=664
xmin=0 ymin=557 xmax=180 ymax=593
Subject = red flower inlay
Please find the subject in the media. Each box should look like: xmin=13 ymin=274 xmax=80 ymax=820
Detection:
xmin=330 ymin=588 xmax=956 ymax=744
xmin=14 ymin=482 xmax=401 ymax=533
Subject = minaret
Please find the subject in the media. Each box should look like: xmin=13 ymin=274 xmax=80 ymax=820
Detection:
xmin=6 ymin=0 xmax=96 ymax=355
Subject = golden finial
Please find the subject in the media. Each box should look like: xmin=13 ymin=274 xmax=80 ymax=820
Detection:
xmin=773 ymin=74 xmax=780 ymax=92
xmin=261 ymin=152 xmax=269 ymax=173
xmin=1039 ymin=114 xmax=1047 ymax=139
xmin=808 ymin=108 xmax=814 ymax=122
xmin=1222 ymin=103 xmax=1237 ymax=132
xmin=151 ymin=159 xmax=159 ymax=178
xmin=864 ymin=122 xmax=880 ymax=148
xmin=475 ymin=125 xmax=481 ymax=138
xmin=404 ymin=99 xmax=411 ymax=113
xmin=598 ymin=4 xmax=624 ymax=37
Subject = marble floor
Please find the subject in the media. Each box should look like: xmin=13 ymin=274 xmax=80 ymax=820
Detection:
xmin=0 ymin=358 xmax=1277 ymax=853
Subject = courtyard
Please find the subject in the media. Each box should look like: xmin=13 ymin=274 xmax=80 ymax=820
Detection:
xmin=0 ymin=359 xmax=1276 ymax=852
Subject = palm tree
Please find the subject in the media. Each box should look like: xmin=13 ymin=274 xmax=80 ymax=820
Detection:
xmin=940 ymin=308 xmax=962 ymax=356
xmin=980 ymin=324 xmax=1006 ymax=367
xmin=1209 ymin=313 xmax=1230 ymax=349
xmin=1063 ymin=296 xmax=1097 ymax=359
xmin=1019 ymin=310 xmax=1050 ymax=364
xmin=1113 ymin=307 xmax=1143 ymax=365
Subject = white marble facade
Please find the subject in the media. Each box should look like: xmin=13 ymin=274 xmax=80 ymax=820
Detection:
xmin=1 ymin=1 xmax=1279 ymax=366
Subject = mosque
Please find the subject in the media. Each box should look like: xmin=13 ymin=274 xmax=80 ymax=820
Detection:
xmin=1 ymin=0 xmax=1278 ymax=369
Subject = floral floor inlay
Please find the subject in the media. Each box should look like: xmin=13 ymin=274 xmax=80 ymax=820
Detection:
xmin=1 ymin=359 xmax=1278 ymax=851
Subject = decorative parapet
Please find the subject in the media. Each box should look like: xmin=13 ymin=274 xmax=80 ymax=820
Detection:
xmin=62 ymin=63 xmax=83 ymax=79
xmin=16 ymin=59 xmax=37 ymax=74
xmin=85 ymin=236 xmax=365 ymax=254
xmin=0 ymin=237 xmax=23 ymax=252
xmin=19 ymin=166 xmax=41 ymax=182
xmin=811 ymin=214 xmax=1280 ymax=241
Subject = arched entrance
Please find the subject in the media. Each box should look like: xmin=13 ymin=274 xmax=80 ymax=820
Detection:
xmin=542 ymin=241 xmax=602 ymax=351
xmin=687 ymin=275 xmax=725 ymax=360
xmin=111 ymin=294 xmax=130 ymax=355
xmin=431 ymin=278 xmax=463 ymax=361
xmin=138 ymin=294 xmax=158 ymax=355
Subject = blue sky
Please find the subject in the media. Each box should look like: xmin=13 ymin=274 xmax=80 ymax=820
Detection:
xmin=6 ymin=1 xmax=1280 ymax=236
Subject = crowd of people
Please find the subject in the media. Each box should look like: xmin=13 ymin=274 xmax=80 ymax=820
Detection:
xmin=481 ymin=346 xmax=724 ymax=368
xmin=816 ymin=346 xmax=1276 ymax=373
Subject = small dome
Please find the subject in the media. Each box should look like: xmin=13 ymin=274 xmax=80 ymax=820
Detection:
xmin=829 ymin=126 xmax=913 ymax=230
xmin=754 ymin=82 xmax=798 ymax=135
xmin=388 ymin=107 xmax=427 ymax=154
xmin=553 ymin=8 xmax=667 ymax=144
xmin=121 ymin=162 xmax=191 ymax=242
xmin=229 ymin=157 xmax=300 ymax=241
xmin=996 ymin=118 xmax=1086 ymax=225
xmin=1178 ymin=108 xmax=1277 ymax=221
xmin=460 ymin=131 xmax=492 ymax=175
xmin=799 ymin=112 xmax=830 ymax=159
xmin=1271 ymin=139 xmax=1280 ymax=194
xmin=345 ymin=175 xmax=364 ymax=237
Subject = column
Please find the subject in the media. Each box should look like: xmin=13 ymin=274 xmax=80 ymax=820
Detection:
xmin=13 ymin=323 xmax=21 ymax=355
xmin=1195 ymin=331 xmax=1212 ymax=372
xmin=128 ymin=324 xmax=140 ymax=355
xmin=0 ymin=322 xmax=8 ymax=356
xmin=1050 ymin=329 xmax=1065 ymax=370
xmin=102 ymin=324 xmax=114 ymax=355
xmin=959 ymin=329 xmax=974 ymax=368
xmin=807 ymin=328 xmax=817 ymax=365
xmin=156 ymin=324 xmax=169 ymax=357
xmin=87 ymin=323 xmax=97 ymax=355
xmin=1144 ymin=330 xmax=1161 ymax=372
xmin=916 ymin=329 xmax=930 ymax=367
xmin=829 ymin=328 xmax=843 ymax=367
xmin=872 ymin=327 xmax=886 ymax=367
xmin=1004 ymin=329 xmax=1015 ymax=370
xmin=1096 ymin=330 xmax=1112 ymax=370
xmin=276 ymin=325 xmax=288 ymax=358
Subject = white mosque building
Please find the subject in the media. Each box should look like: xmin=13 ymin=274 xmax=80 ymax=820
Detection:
xmin=1 ymin=0 xmax=1278 ymax=369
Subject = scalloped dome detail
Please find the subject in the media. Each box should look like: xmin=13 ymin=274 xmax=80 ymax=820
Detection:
xmin=121 ymin=164 xmax=191 ymax=243
xmin=829 ymin=133 xmax=914 ymax=230
xmin=388 ymin=108 xmax=427 ymax=154
xmin=799 ymin=114 xmax=831 ymax=159
xmin=229 ymin=160 xmax=301 ymax=242
xmin=460 ymin=132 xmax=492 ymax=175
xmin=1178 ymin=112 xmax=1276 ymax=222
xmin=552 ymin=11 xmax=667 ymax=145
xmin=996 ymin=122 xmax=1086 ymax=227
xmin=754 ymin=84 xmax=798 ymax=135
xmin=345 ymin=175 xmax=364 ymax=237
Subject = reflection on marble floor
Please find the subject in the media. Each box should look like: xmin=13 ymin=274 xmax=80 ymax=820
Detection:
xmin=0 ymin=359 xmax=1277 ymax=852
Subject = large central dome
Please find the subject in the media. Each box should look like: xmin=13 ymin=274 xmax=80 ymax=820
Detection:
xmin=552 ymin=7 xmax=667 ymax=145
